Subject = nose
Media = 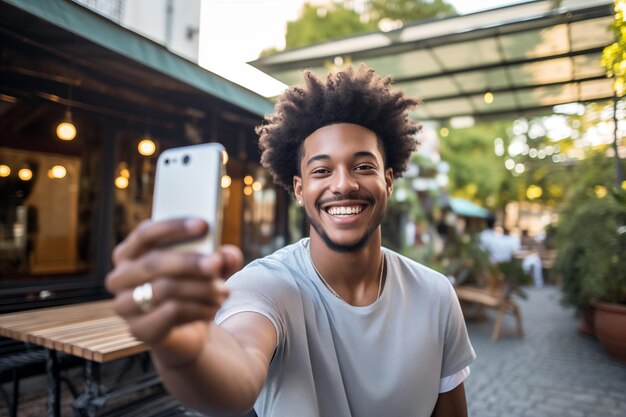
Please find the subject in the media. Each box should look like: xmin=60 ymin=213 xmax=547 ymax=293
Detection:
xmin=329 ymin=167 xmax=359 ymax=194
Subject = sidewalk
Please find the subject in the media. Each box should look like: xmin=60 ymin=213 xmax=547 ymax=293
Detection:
xmin=464 ymin=286 xmax=626 ymax=417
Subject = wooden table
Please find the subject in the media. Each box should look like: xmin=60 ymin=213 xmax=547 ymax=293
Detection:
xmin=0 ymin=300 xmax=149 ymax=417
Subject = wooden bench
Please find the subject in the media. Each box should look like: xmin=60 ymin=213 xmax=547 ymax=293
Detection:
xmin=455 ymin=272 xmax=524 ymax=343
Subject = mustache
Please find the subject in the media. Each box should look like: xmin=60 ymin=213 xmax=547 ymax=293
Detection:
xmin=316 ymin=194 xmax=374 ymax=207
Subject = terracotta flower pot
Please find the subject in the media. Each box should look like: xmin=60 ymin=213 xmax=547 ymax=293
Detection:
xmin=593 ymin=301 xmax=626 ymax=364
xmin=577 ymin=306 xmax=596 ymax=338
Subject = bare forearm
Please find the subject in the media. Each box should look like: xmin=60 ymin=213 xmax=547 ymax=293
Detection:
xmin=431 ymin=383 xmax=468 ymax=417
xmin=151 ymin=324 xmax=267 ymax=416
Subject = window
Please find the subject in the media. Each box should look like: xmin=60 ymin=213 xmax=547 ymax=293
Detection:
xmin=0 ymin=104 xmax=100 ymax=278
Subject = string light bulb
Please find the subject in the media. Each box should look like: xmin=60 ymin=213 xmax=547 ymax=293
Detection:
xmin=48 ymin=165 xmax=67 ymax=179
xmin=56 ymin=110 xmax=77 ymax=141
xmin=221 ymin=175 xmax=232 ymax=189
xmin=18 ymin=168 xmax=32 ymax=181
xmin=484 ymin=91 xmax=494 ymax=104
xmin=138 ymin=138 xmax=156 ymax=156
xmin=115 ymin=176 xmax=129 ymax=189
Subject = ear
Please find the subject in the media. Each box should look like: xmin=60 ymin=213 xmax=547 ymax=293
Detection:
xmin=293 ymin=175 xmax=303 ymax=205
xmin=384 ymin=168 xmax=393 ymax=197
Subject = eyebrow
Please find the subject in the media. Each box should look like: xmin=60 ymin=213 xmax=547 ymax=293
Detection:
xmin=305 ymin=151 xmax=378 ymax=167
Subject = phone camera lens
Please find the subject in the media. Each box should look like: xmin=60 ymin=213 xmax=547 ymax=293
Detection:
xmin=182 ymin=155 xmax=191 ymax=165
xmin=164 ymin=158 xmax=170 ymax=165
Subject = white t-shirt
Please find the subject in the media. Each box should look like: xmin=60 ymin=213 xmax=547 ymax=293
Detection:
xmin=216 ymin=239 xmax=476 ymax=417
xmin=479 ymin=229 xmax=520 ymax=263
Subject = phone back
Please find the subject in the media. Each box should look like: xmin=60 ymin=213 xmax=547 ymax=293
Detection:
xmin=152 ymin=143 xmax=224 ymax=254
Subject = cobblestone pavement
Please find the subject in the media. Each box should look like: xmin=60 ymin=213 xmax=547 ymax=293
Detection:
xmin=464 ymin=286 xmax=626 ymax=417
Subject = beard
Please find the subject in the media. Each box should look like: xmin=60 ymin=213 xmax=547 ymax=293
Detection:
xmin=305 ymin=202 xmax=386 ymax=253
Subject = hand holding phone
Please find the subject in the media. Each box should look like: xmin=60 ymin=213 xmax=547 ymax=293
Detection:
xmin=151 ymin=143 xmax=225 ymax=254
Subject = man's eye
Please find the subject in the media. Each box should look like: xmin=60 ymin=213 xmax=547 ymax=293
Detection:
xmin=312 ymin=168 xmax=330 ymax=175
xmin=355 ymin=164 xmax=375 ymax=171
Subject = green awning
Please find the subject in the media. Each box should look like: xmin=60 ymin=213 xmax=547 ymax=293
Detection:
xmin=449 ymin=197 xmax=490 ymax=218
xmin=4 ymin=0 xmax=273 ymax=117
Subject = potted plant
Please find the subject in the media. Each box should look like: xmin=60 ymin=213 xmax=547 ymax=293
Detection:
xmin=555 ymin=185 xmax=626 ymax=362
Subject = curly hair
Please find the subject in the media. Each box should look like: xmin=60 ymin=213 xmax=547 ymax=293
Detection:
xmin=256 ymin=64 xmax=421 ymax=193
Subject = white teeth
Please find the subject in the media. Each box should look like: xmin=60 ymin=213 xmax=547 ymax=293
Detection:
xmin=327 ymin=206 xmax=363 ymax=216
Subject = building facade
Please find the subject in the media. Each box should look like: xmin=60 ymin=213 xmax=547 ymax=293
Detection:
xmin=0 ymin=0 xmax=288 ymax=312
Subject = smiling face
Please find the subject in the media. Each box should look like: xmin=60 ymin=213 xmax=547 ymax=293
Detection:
xmin=293 ymin=123 xmax=393 ymax=252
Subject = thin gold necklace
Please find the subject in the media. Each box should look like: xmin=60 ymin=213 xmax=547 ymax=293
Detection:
xmin=307 ymin=242 xmax=385 ymax=301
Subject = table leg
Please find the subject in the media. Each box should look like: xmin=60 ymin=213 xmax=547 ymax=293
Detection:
xmin=84 ymin=361 xmax=101 ymax=417
xmin=72 ymin=360 xmax=102 ymax=417
xmin=46 ymin=349 xmax=60 ymax=417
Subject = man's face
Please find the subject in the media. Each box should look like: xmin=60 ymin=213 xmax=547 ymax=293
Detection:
xmin=293 ymin=123 xmax=393 ymax=252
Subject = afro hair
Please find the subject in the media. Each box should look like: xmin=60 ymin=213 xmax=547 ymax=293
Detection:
xmin=256 ymin=64 xmax=421 ymax=193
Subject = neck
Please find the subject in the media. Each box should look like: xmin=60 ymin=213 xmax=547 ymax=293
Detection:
xmin=308 ymin=230 xmax=385 ymax=305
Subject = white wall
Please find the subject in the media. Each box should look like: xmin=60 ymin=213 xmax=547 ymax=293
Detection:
xmin=74 ymin=0 xmax=201 ymax=62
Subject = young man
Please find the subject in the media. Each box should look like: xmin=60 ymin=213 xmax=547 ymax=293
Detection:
xmin=106 ymin=65 xmax=475 ymax=417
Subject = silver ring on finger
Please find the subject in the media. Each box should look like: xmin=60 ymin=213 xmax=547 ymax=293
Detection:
xmin=132 ymin=282 xmax=154 ymax=313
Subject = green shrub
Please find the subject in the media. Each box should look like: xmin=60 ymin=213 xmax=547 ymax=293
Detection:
xmin=556 ymin=189 xmax=626 ymax=309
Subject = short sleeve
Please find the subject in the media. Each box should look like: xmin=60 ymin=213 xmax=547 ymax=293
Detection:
xmin=214 ymin=261 xmax=291 ymax=348
xmin=441 ymin=282 xmax=476 ymax=377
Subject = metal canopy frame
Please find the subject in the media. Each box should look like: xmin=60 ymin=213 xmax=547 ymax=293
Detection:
xmin=252 ymin=0 xmax=615 ymax=122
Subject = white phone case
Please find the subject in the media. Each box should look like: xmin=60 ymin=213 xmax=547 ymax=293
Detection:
xmin=152 ymin=143 xmax=225 ymax=254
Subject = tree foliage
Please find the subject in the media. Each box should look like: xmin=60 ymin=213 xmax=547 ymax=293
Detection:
xmin=602 ymin=0 xmax=626 ymax=96
xmin=284 ymin=3 xmax=378 ymax=50
xmin=439 ymin=121 xmax=513 ymax=209
xmin=368 ymin=0 xmax=456 ymax=23
xmin=262 ymin=0 xmax=456 ymax=56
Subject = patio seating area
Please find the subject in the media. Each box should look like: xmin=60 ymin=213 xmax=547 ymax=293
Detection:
xmin=2 ymin=285 xmax=625 ymax=417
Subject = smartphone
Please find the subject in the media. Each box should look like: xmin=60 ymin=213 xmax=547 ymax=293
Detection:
xmin=152 ymin=143 xmax=225 ymax=254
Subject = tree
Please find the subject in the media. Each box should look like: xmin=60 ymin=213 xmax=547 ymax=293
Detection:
xmin=601 ymin=0 xmax=626 ymax=185
xmin=284 ymin=3 xmax=378 ymax=50
xmin=602 ymin=0 xmax=626 ymax=97
xmin=368 ymin=0 xmax=456 ymax=24
xmin=261 ymin=0 xmax=456 ymax=56
xmin=439 ymin=121 xmax=513 ymax=209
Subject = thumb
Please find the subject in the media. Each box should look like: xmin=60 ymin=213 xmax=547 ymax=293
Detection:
xmin=218 ymin=245 xmax=244 ymax=279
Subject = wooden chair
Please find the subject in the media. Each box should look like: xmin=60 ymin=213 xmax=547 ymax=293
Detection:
xmin=454 ymin=271 xmax=524 ymax=342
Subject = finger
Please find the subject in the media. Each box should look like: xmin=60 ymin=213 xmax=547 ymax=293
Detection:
xmin=112 ymin=218 xmax=208 ymax=265
xmin=113 ymin=277 xmax=229 ymax=317
xmin=127 ymin=300 xmax=220 ymax=345
xmin=218 ymin=245 xmax=245 ymax=279
xmin=107 ymin=250 xmax=222 ymax=293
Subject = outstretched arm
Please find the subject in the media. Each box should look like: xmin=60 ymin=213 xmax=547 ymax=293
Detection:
xmin=106 ymin=218 xmax=276 ymax=416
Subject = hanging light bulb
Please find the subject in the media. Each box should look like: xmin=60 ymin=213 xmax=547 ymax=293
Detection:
xmin=18 ymin=168 xmax=33 ymax=181
xmin=56 ymin=110 xmax=77 ymax=141
xmin=0 ymin=164 xmax=11 ymax=177
xmin=48 ymin=165 xmax=67 ymax=179
xmin=483 ymin=91 xmax=494 ymax=104
xmin=115 ymin=176 xmax=129 ymax=189
xmin=221 ymin=175 xmax=232 ymax=189
xmin=138 ymin=137 xmax=156 ymax=156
